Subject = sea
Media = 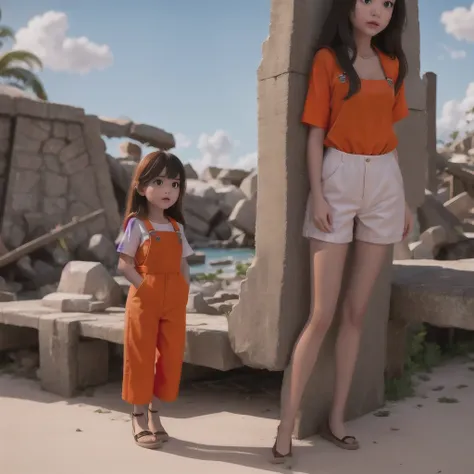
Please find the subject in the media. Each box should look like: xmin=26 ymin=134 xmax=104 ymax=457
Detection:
xmin=189 ymin=247 xmax=255 ymax=275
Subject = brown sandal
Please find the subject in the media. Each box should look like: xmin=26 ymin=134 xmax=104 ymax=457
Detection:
xmin=320 ymin=420 xmax=359 ymax=450
xmin=131 ymin=413 xmax=162 ymax=449
xmin=148 ymin=408 xmax=169 ymax=442
xmin=270 ymin=426 xmax=293 ymax=464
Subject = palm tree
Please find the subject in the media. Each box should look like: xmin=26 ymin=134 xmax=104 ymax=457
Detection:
xmin=0 ymin=9 xmax=48 ymax=100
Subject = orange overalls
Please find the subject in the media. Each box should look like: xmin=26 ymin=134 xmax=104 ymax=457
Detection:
xmin=122 ymin=217 xmax=189 ymax=405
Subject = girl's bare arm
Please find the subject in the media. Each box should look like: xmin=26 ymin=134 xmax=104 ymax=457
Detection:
xmin=117 ymin=254 xmax=143 ymax=288
xmin=181 ymin=258 xmax=190 ymax=285
xmin=307 ymin=127 xmax=326 ymax=200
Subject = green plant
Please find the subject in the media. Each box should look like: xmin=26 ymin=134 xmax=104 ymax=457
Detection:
xmin=194 ymin=272 xmax=218 ymax=282
xmin=236 ymin=262 xmax=251 ymax=277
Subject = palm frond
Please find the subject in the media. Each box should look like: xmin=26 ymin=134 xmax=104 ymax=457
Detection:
xmin=0 ymin=50 xmax=43 ymax=72
xmin=1 ymin=67 xmax=47 ymax=100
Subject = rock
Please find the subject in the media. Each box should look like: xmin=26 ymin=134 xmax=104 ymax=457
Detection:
xmin=57 ymin=261 xmax=123 ymax=307
xmin=33 ymin=260 xmax=61 ymax=286
xmin=213 ymin=220 xmax=232 ymax=240
xmin=200 ymin=281 xmax=222 ymax=297
xmin=187 ymin=252 xmax=206 ymax=266
xmin=184 ymin=194 xmax=220 ymax=222
xmin=184 ymin=213 xmax=210 ymax=236
xmin=38 ymin=284 xmax=57 ymax=298
xmin=85 ymin=234 xmax=118 ymax=268
xmin=417 ymin=189 xmax=466 ymax=244
xmin=437 ymin=239 xmax=474 ymax=260
xmin=119 ymin=141 xmax=141 ymax=161
xmin=205 ymin=291 xmax=240 ymax=304
xmin=16 ymin=256 xmax=36 ymax=280
xmin=209 ymin=301 xmax=237 ymax=314
xmin=200 ymin=166 xmax=222 ymax=182
xmin=129 ymin=123 xmax=175 ymax=150
xmin=186 ymin=179 xmax=218 ymax=200
xmin=240 ymin=170 xmax=257 ymax=199
xmin=98 ymin=117 xmax=132 ymax=137
xmin=214 ymin=185 xmax=247 ymax=216
xmin=417 ymin=225 xmax=448 ymax=259
xmin=209 ymin=258 xmax=233 ymax=266
xmin=184 ymin=163 xmax=198 ymax=179
xmin=393 ymin=241 xmax=412 ymax=260
xmin=187 ymin=292 xmax=221 ymax=315
xmin=106 ymin=154 xmax=134 ymax=194
xmin=444 ymin=191 xmax=474 ymax=220
xmin=0 ymin=290 xmax=16 ymax=302
xmin=409 ymin=240 xmax=433 ymax=259
xmin=0 ymin=276 xmax=6 ymax=291
xmin=228 ymin=195 xmax=257 ymax=236
xmin=217 ymin=168 xmax=250 ymax=187
xmin=436 ymin=187 xmax=450 ymax=204
xmin=42 ymin=292 xmax=106 ymax=312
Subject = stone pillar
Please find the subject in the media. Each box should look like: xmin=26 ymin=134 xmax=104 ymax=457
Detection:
xmin=424 ymin=72 xmax=438 ymax=193
xmin=228 ymin=0 xmax=427 ymax=439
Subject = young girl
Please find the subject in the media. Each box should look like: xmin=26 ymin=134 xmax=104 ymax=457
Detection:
xmin=117 ymin=150 xmax=193 ymax=450
xmin=271 ymin=0 xmax=413 ymax=462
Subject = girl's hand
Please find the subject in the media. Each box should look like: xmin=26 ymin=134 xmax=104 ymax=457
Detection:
xmin=312 ymin=194 xmax=333 ymax=233
xmin=403 ymin=202 xmax=413 ymax=239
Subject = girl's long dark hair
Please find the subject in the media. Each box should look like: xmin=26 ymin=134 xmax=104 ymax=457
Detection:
xmin=123 ymin=150 xmax=186 ymax=229
xmin=317 ymin=0 xmax=408 ymax=99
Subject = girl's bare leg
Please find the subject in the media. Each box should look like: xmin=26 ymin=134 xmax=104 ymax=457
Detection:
xmin=148 ymin=397 xmax=166 ymax=433
xmin=329 ymin=241 xmax=390 ymax=440
xmin=275 ymin=239 xmax=349 ymax=454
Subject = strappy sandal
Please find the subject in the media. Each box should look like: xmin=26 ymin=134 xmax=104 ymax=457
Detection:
xmin=131 ymin=412 xmax=162 ymax=449
xmin=148 ymin=408 xmax=169 ymax=442
xmin=270 ymin=426 xmax=293 ymax=465
xmin=320 ymin=420 xmax=359 ymax=450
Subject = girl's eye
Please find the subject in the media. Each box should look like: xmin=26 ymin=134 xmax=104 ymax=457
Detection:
xmin=384 ymin=1 xmax=394 ymax=7
xmin=362 ymin=0 xmax=372 ymax=4
xmin=155 ymin=178 xmax=163 ymax=185
xmin=171 ymin=182 xmax=180 ymax=189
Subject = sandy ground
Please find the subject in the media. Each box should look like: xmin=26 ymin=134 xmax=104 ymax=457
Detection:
xmin=1 ymin=359 xmax=473 ymax=474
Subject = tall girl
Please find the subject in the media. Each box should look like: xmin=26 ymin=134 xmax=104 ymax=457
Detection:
xmin=272 ymin=0 xmax=413 ymax=463
xmin=117 ymin=151 xmax=193 ymax=449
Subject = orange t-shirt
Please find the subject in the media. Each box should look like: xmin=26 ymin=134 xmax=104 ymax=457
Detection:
xmin=301 ymin=48 xmax=409 ymax=155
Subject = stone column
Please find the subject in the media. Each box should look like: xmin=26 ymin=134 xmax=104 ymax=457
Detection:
xmin=424 ymin=72 xmax=438 ymax=193
xmin=228 ymin=0 xmax=427 ymax=439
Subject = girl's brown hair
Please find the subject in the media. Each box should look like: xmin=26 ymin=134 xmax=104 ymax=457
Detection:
xmin=123 ymin=150 xmax=186 ymax=229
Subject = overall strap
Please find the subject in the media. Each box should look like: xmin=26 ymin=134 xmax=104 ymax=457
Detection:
xmin=142 ymin=218 xmax=155 ymax=233
xmin=168 ymin=218 xmax=180 ymax=233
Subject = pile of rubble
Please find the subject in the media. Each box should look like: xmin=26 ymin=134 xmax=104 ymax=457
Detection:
xmin=109 ymin=141 xmax=257 ymax=249
xmin=399 ymin=132 xmax=474 ymax=261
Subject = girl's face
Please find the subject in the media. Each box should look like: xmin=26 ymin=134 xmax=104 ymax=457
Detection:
xmin=351 ymin=0 xmax=395 ymax=38
xmin=139 ymin=168 xmax=181 ymax=211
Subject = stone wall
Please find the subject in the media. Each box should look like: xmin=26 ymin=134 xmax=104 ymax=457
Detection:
xmin=0 ymin=93 xmax=121 ymax=251
xmin=229 ymin=0 xmax=428 ymax=439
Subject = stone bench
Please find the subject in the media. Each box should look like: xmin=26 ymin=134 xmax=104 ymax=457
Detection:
xmin=0 ymin=300 xmax=242 ymax=397
xmin=391 ymin=259 xmax=474 ymax=330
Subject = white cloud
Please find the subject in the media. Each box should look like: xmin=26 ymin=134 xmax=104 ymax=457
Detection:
xmin=441 ymin=4 xmax=474 ymax=42
xmin=439 ymin=44 xmax=467 ymax=60
xmin=175 ymin=133 xmax=192 ymax=149
xmin=14 ymin=11 xmax=113 ymax=74
xmin=437 ymin=82 xmax=474 ymax=141
xmin=196 ymin=130 xmax=234 ymax=169
xmin=235 ymin=152 xmax=257 ymax=170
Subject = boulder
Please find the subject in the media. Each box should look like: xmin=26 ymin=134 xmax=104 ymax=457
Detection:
xmin=57 ymin=261 xmax=123 ymax=307
xmin=184 ymin=163 xmax=198 ymax=179
xmin=129 ymin=123 xmax=175 ymax=150
xmin=85 ymin=233 xmax=118 ymax=268
xmin=119 ymin=141 xmax=141 ymax=161
xmin=214 ymin=185 xmax=246 ymax=216
xmin=217 ymin=168 xmax=250 ymax=187
xmin=417 ymin=189 xmax=465 ymax=244
xmin=240 ymin=170 xmax=257 ymax=199
xmin=443 ymin=191 xmax=474 ymax=220
xmin=186 ymin=179 xmax=218 ymax=200
xmin=200 ymin=166 xmax=222 ymax=182
xmin=228 ymin=195 xmax=257 ymax=236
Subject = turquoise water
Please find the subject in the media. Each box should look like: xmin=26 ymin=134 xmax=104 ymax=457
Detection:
xmin=189 ymin=247 xmax=255 ymax=274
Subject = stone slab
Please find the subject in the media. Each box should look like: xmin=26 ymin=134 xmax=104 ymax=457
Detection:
xmin=391 ymin=259 xmax=474 ymax=330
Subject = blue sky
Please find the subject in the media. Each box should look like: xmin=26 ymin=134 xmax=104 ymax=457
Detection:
xmin=2 ymin=0 xmax=474 ymax=169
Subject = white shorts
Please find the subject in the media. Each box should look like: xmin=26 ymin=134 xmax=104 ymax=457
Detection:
xmin=303 ymin=147 xmax=405 ymax=244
